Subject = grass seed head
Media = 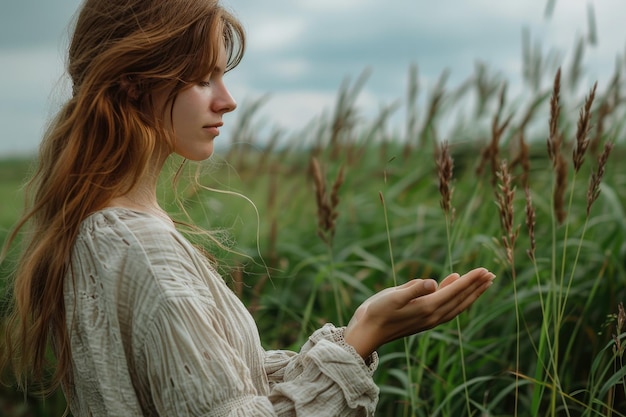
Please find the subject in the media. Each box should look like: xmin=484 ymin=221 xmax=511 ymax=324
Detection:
xmin=495 ymin=160 xmax=519 ymax=266
xmin=310 ymin=157 xmax=328 ymax=228
xmin=573 ymin=81 xmax=598 ymax=172
xmin=586 ymin=141 xmax=613 ymax=217
xmin=436 ymin=141 xmax=454 ymax=221
xmin=590 ymin=101 xmax=611 ymax=155
xmin=548 ymin=68 xmax=562 ymax=166
xmin=511 ymin=131 xmax=530 ymax=188
xmin=613 ymin=302 xmax=625 ymax=354
xmin=618 ymin=302 xmax=625 ymax=335
xmin=484 ymin=83 xmax=513 ymax=186
xmin=310 ymin=157 xmax=343 ymax=244
xmin=330 ymin=165 xmax=345 ymax=213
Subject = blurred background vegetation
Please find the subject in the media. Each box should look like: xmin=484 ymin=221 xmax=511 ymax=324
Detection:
xmin=1 ymin=1 xmax=625 ymax=416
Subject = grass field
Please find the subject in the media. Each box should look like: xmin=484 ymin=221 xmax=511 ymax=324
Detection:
xmin=1 ymin=60 xmax=625 ymax=416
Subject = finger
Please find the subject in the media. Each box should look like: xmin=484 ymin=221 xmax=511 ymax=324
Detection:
xmin=460 ymin=267 xmax=492 ymax=281
xmin=397 ymin=269 xmax=494 ymax=325
xmin=438 ymin=268 xmax=493 ymax=290
xmin=439 ymin=280 xmax=493 ymax=323
xmin=397 ymin=278 xmax=437 ymax=291
xmin=438 ymin=272 xmax=460 ymax=289
xmin=431 ymin=276 xmax=493 ymax=324
xmin=409 ymin=269 xmax=490 ymax=314
xmin=430 ymin=268 xmax=491 ymax=298
xmin=396 ymin=279 xmax=438 ymax=304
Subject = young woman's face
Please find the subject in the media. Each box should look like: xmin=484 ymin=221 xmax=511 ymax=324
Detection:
xmin=159 ymin=44 xmax=237 ymax=161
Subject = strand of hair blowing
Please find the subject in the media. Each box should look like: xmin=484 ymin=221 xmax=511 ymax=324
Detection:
xmin=1 ymin=0 xmax=244 ymax=394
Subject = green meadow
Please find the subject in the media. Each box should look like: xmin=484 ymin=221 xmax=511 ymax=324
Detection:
xmin=1 ymin=44 xmax=626 ymax=417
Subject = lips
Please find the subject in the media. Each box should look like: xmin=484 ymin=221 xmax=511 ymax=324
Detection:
xmin=203 ymin=122 xmax=222 ymax=136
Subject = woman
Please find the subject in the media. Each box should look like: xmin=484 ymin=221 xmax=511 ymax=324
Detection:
xmin=1 ymin=0 xmax=495 ymax=415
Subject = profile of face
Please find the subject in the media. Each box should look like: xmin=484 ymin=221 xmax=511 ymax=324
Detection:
xmin=155 ymin=43 xmax=237 ymax=161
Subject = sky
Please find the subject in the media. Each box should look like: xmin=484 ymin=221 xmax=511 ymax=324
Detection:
xmin=1 ymin=0 xmax=625 ymax=157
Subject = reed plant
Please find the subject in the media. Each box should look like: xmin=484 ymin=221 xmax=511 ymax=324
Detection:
xmin=1 ymin=29 xmax=626 ymax=417
xmin=310 ymin=156 xmax=346 ymax=326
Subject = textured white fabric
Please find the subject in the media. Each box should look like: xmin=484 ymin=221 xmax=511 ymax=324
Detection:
xmin=64 ymin=207 xmax=379 ymax=416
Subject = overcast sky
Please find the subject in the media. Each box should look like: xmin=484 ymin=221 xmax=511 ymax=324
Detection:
xmin=1 ymin=0 xmax=625 ymax=157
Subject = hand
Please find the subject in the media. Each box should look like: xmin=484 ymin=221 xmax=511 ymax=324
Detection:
xmin=343 ymin=267 xmax=495 ymax=359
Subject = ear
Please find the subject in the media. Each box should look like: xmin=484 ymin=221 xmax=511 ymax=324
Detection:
xmin=119 ymin=74 xmax=142 ymax=102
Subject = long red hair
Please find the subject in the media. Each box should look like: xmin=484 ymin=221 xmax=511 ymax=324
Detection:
xmin=1 ymin=0 xmax=245 ymax=394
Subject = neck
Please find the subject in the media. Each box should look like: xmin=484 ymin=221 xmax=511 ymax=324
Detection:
xmin=107 ymin=146 xmax=172 ymax=223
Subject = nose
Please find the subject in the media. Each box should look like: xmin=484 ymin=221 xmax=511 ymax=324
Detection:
xmin=213 ymin=81 xmax=237 ymax=114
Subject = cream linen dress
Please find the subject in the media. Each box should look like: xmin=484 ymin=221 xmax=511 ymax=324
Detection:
xmin=64 ymin=208 xmax=379 ymax=416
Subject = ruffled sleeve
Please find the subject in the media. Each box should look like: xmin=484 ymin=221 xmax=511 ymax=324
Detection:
xmin=266 ymin=324 xmax=379 ymax=416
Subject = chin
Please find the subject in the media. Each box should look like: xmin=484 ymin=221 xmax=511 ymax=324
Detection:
xmin=175 ymin=147 xmax=214 ymax=161
xmin=187 ymin=153 xmax=214 ymax=162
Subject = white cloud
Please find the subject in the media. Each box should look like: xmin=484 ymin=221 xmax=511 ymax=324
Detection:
xmin=256 ymin=90 xmax=338 ymax=132
xmin=264 ymin=58 xmax=311 ymax=80
xmin=246 ymin=17 xmax=307 ymax=52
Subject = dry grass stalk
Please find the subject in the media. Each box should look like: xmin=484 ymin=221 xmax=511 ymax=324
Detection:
xmin=436 ymin=140 xmax=455 ymax=223
xmin=329 ymin=70 xmax=370 ymax=159
xmin=311 ymin=157 xmax=329 ymax=234
xmin=547 ymin=68 xmax=562 ymax=166
xmin=572 ymin=81 xmax=598 ymax=172
xmin=591 ymin=65 xmax=620 ymax=154
xmin=511 ymin=131 xmax=531 ymax=188
xmin=418 ymin=70 xmax=448 ymax=148
xmin=474 ymin=61 xmax=502 ymax=117
xmin=546 ymin=69 xmax=571 ymax=224
xmin=330 ymin=166 xmax=345 ymax=216
xmin=590 ymin=100 xmax=610 ymax=155
xmin=511 ymin=93 xmax=546 ymax=188
xmin=495 ymin=160 xmax=519 ymax=266
xmin=477 ymin=83 xmax=512 ymax=185
xmin=612 ymin=302 xmax=625 ymax=355
xmin=405 ymin=63 xmax=419 ymax=156
xmin=618 ymin=302 xmax=625 ymax=334
xmin=568 ymin=36 xmax=585 ymax=88
xmin=310 ymin=157 xmax=344 ymax=244
xmin=586 ymin=141 xmax=613 ymax=217
xmin=524 ymin=186 xmax=536 ymax=262
xmin=258 ymin=128 xmax=283 ymax=172
xmin=519 ymin=92 xmax=548 ymax=133
xmin=554 ymin=154 xmax=568 ymax=224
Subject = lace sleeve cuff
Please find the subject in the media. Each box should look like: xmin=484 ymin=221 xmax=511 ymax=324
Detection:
xmin=309 ymin=323 xmax=379 ymax=374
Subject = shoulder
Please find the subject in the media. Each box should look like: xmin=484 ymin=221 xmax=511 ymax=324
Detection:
xmin=75 ymin=207 xmax=197 ymax=263
xmin=72 ymin=207 xmax=208 ymax=296
xmin=78 ymin=207 xmax=176 ymax=247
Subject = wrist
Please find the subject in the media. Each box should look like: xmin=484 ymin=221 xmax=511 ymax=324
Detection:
xmin=344 ymin=320 xmax=379 ymax=359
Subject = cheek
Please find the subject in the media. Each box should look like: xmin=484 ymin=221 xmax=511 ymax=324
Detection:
xmin=171 ymin=93 xmax=202 ymax=126
xmin=169 ymin=102 xmax=191 ymax=132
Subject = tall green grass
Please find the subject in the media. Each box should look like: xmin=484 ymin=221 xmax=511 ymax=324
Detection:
xmin=1 ymin=32 xmax=625 ymax=417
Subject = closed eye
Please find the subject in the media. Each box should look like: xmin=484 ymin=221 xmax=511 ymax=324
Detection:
xmin=199 ymin=66 xmax=225 ymax=88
